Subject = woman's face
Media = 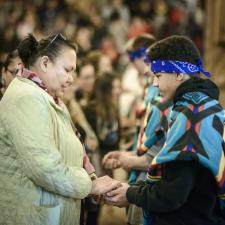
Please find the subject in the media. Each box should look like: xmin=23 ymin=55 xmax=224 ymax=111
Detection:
xmin=98 ymin=55 xmax=113 ymax=73
xmin=133 ymin=57 xmax=146 ymax=75
xmin=2 ymin=56 xmax=21 ymax=89
xmin=61 ymin=71 xmax=77 ymax=104
xmin=77 ymin=64 xmax=95 ymax=94
xmin=40 ymin=46 xmax=76 ymax=99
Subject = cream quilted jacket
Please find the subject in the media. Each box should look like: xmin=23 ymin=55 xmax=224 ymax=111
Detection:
xmin=0 ymin=77 xmax=92 ymax=225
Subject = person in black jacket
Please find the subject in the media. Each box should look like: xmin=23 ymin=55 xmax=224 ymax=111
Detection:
xmin=105 ymin=35 xmax=225 ymax=225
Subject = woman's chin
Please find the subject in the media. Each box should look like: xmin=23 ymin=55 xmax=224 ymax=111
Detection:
xmin=56 ymin=90 xmax=64 ymax=99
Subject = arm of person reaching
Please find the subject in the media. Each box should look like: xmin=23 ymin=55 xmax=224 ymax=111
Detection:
xmin=102 ymin=148 xmax=157 ymax=171
xmin=126 ymin=161 xmax=197 ymax=212
xmin=105 ymin=161 xmax=198 ymax=212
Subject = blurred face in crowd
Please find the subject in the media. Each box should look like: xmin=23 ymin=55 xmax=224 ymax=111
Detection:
xmin=76 ymin=27 xmax=92 ymax=51
xmin=98 ymin=55 xmax=113 ymax=73
xmin=133 ymin=57 xmax=146 ymax=75
xmin=38 ymin=46 xmax=76 ymax=99
xmin=2 ymin=56 xmax=21 ymax=90
xmin=77 ymin=64 xmax=95 ymax=94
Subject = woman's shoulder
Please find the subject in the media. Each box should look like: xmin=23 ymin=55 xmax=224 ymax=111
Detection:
xmin=6 ymin=77 xmax=44 ymax=97
xmin=1 ymin=77 xmax=50 ymax=110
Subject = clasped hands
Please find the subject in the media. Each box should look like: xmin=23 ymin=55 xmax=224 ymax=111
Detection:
xmin=90 ymin=175 xmax=130 ymax=208
xmin=89 ymin=150 xmax=136 ymax=207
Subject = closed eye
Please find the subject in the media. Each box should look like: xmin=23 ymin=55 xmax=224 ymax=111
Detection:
xmin=65 ymin=67 xmax=74 ymax=73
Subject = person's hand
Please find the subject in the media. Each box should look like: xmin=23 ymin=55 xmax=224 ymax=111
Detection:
xmin=91 ymin=175 xmax=121 ymax=195
xmin=91 ymin=194 xmax=104 ymax=205
xmin=102 ymin=151 xmax=121 ymax=169
xmin=119 ymin=152 xmax=136 ymax=171
xmin=104 ymin=183 xmax=130 ymax=208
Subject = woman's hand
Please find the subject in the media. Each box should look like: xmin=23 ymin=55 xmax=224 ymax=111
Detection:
xmin=91 ymin=175 xmax=121 ymax=195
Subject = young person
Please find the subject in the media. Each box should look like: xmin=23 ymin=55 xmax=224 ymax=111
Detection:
xmin=105 ymin=35 xmax=225 ymax=225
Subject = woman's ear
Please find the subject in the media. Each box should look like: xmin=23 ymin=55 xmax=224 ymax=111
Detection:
xmin=40 ymin=56 xmax=50 ymax=72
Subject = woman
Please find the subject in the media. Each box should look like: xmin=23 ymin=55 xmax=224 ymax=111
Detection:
xmin=74 ymin=60 xmax=103 ymax=225
xmin=0 ymin=34 xmax=120 ymax=225
xmin=83 ymin=72 xmax=121 ymax=168
xmin=75 ymin=60 xmax=96 ymax=108
xmin=62 ymin=71 xmax=98 ymax=153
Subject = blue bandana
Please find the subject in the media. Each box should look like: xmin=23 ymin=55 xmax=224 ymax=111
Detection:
xmin=150 ymin=59 xmax=211 ymax=77
xmin=128 ymin=47 xmax=147 ymax=61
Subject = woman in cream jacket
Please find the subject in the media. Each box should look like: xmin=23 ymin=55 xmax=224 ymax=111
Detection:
xmin=0 ymin=33 xmax=120 ymax=225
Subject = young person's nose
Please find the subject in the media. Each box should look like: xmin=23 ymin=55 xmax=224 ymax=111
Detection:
xmin=153 ymin=76 xmax=159 ymax=87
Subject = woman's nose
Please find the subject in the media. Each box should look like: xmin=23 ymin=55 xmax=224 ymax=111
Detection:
xmin=67 ymin=73 xmax=74 ymax=84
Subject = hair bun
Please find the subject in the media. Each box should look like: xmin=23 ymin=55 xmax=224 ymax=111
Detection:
xmin=17 ymin=34 xmax=38 ymax=67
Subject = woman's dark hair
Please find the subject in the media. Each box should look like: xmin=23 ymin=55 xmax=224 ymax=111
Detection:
xmin=17 ymin=33 xmax=78 ymax=68
xmin=126 ymin=33 xmax=156 ymax=52
xmin=3 ymin=50 xmax=19 ymax=71
xmin=146 ymin=35 xmax=201 ymax=65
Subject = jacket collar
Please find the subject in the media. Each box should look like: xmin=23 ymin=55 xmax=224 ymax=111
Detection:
xmin=173 ymin=77 xmax=219 ymax=104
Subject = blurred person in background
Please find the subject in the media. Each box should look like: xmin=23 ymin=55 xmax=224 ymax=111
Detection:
xmin=89 ymin=4 xmax=108 ymax=50
xmin=16 ymin=9 xmax=39 ymax=40
xmin=127 ymin=17 xmax=152 ymax=39
xmin=100 ymin=35 xmax=119 ymax=66
xmin=0 ymin=27 xmax=20 ymax=60
xmin=83 ymin=72 xmax=121 ymax=174
xmin=62 ymin=72 xmax=101 ymax=225
xmin=74 ymin=59 xmax=104 ymax=225
xmin=74 ymin=61 xmax=120 ymax=225
xmin=0 ymin=33 xmax=121 ymax=225
xmin=75 ymin=60 xmax=96 ymax=108
xmin=108 ymin=10 xmax=128 ymax=54
xmin=120 ymin=33 xmax=156 ymax=141
xmin=1 ymin=50 xmax=21 ymax=94
xmin=61 ymin=70 xmax=98 ymax=153
xmin=103 ymin=33 xmax=171 ymax=225
xmin=74 ymin=19 xmax=94 ymax=59
xmin=87 ymin=50 xmax=113 ymax=75
xmin=102 ymin=0 xmax=130 ymax=25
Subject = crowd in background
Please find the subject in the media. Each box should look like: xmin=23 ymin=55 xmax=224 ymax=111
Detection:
xmin=0 ymin=0 xmax=205 ymax=62
xmin=0 ymin=0 xmax=206 ymax=225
